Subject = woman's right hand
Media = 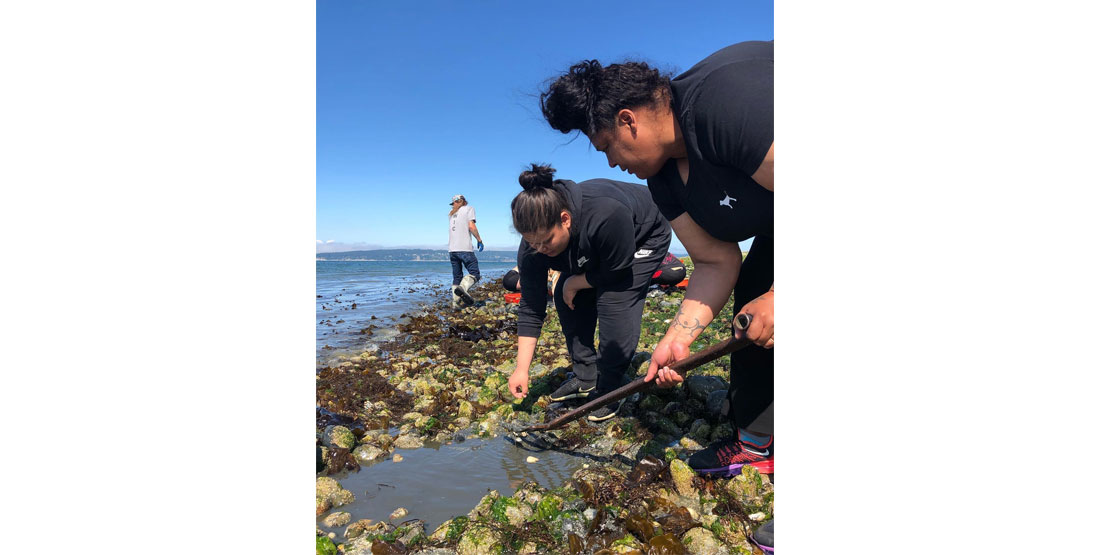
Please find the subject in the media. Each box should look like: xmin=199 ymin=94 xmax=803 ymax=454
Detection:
xmin=508 ymin=368 xmax=530 ymax=399
xmin=645 ymin=338 xmax=692 ymax=388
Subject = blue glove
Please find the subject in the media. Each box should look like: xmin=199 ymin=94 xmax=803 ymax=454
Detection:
xmin=477 ymin=241 xmax=484 ymax=252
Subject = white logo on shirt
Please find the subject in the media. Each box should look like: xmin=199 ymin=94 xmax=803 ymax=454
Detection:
xmin=634 ymin=249 xmax=653 ymax=259
xmin=577 ymin=256 xmax=589 ymax=267
xmin=719 ymin=194 xmax=737 ymax=209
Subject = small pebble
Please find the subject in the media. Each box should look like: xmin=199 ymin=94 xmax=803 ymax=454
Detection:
xmin=526 ymin=456 xmax=538 ymax=463
xmin=327 ymin=532 xmax=335 ymax=539
xmin=393 ymin=454 xmax=404 ymax=462
xmin=749 ymin=512 xmax=767 ymax=521
xmin=582 ymin=463 xmax=589 ymax=469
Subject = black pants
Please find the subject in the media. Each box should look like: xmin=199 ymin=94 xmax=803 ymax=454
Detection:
xmin=729 ymin=235 xmax=774 ymax=435
xmin=554 ymin=231 xmax=671 ymax=393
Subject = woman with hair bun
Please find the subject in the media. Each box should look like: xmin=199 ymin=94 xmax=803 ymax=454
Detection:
xmin=540 ymin=41 xmax=774 ymax=551
xmin=540 ymin=41 xmax=775 ymax=477
xmin=506 ymin=163 xmax=670 ymax=422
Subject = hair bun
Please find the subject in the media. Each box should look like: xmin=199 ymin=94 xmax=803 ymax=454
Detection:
xmin=517 ymin=163 xmax=556 ymax=190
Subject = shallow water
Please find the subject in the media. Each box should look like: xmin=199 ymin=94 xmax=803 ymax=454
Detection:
xmin=317 ymin=435 xmax=592 ymax=534
xmin=316 ymin=260 xmax=513 ymax=362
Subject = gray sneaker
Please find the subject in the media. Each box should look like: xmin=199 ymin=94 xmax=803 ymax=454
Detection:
xmin=548 ymin=377 xmax=595 ymax=402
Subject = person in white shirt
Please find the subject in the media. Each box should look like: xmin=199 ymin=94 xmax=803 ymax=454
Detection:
xmin=448 ymin=194 xmax=484 ymax=308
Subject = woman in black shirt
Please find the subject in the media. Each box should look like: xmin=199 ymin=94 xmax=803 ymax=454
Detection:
xmin=538 ymin=42 xmax=776 ymax=481
xmin=505 ymin=164 xmax=670 ymax=422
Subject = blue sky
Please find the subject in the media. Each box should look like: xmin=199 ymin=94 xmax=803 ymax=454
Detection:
xmin=317 ymin=0 xmax=773 ymax=254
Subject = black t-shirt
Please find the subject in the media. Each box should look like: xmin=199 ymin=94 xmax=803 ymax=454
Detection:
xmin=648 ymin=41 xmax=774 ymax=243
xmin=516 ymin=178 xmax=668 ymax=338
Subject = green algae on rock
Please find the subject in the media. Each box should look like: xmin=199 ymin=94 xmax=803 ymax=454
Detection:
xmin=316 ymin=476 xmax=355 ymax=516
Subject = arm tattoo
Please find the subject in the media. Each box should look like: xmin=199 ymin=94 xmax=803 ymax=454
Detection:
xmin=671 ymin=312 xmax=707 ymax=337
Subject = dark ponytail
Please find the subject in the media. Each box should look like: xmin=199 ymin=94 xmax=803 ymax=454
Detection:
xmin=511 ymin=164 xmax=570 ymax=235
xmin=540 ymin=59 xmax=672 ymax=136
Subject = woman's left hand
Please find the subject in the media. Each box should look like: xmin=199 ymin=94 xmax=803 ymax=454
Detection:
xmin=735 ymin=289 xmax=774 ymax=348
xmin=562 ymin=274 xmax=584 ymax=310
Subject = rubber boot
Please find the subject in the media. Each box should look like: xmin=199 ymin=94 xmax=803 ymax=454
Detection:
xmin=451 ymin=285 xmax=464 ymax=309
xmin=456 ymin=275 xmax=477 ymax=306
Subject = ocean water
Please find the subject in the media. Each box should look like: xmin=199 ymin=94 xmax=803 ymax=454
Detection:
xmin=316 ymin=260 xmax=514 ymax=362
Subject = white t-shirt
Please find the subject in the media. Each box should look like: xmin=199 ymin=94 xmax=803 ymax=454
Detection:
xmin=448 ymin=205 xmax=476 ymax=252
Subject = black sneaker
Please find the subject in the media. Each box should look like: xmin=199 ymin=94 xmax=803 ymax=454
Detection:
xmin=586 ymin=398 xmax=622 ymax=422
xmin=687 ymin=436 xmax=774 ymax=476
xmin=752 ymin=519 xmax=774 ymax=553
xmin=548 ymin=377 xmax=595 ymax=402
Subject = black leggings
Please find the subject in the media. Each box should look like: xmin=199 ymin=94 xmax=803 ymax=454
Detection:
xmin=553 ymin=230 xmax=671 ymax=393
xmin=729 ymin=235 xmax=774 ymax=435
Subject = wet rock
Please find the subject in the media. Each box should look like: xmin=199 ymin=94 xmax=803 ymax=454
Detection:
xmin=341 ymin=534 xmax=374 ymax=555
xmin=504 ymin=502 xmax=533 ymax=526
xmin=551 ymin=511 xmax=588 ymax=542
xmin=494 ymin=403 xmax=514 ymax=420
xmin=397 ymin=520 xmax=425 ymax=545
xmin=455 ymin=521 xmax=503 ymax=555
xmin=648 ymin=414 xmax=682 ymax=437
xmin=427 ymin=518 xmax=459 ymax=542
xmin=669 ymin=459 xmax=697 ymax=497
xmin=389 ymin=508 xmax=408 ymax=523
xmin=413 ymin=396 xmax=435 ymax=412
xmin=684 ymin=375 xmax=727 ymax=401
xmin=352 ymin=444 xmax=383 ymax=463
xmin=725 ymin=465 xmax=774 ymax=517
xmin=392 ymin=454 xmax=403 ymax=462
xmin=529 ymin=363 xmax=549 ymax=378
xmin=375 ymin=433 xmax=395 ymax=450
xmin=679 ymin=436 xmax=704 ymax=450
xmin=572 ymin=465 xmax=628 ymax=493
xmin=457 ymin=400 xmax=474 ymax=418
xmin=316 ymin=476 xmax=355 ymax=516
xmin=393 ymin=433 xmax=424 ymax=449
xmin=402 ymin=411 xmax=424 ymax=423
xmin=687 ymin=419 xmax=712 ymax=442
xmin=512 ymin=482 xmax=546 ymax=507
xmin=322 ymin=511 xmax=351 ymax=528
xmin=660 ymin=401 xmax=683 ymax=416
xmin=630 ymin=351 xmax=652 ymax=371
xmin=343 ymin=519 xmax=373 ymax=539
xmin=467 ymin=490 xmax=501 ymax=520
xmin=682 ymin=527 xmax=728 ymax=555
xmin=705 ymin=390 xmax=728 ymax=420
xmin=475 ymin=385 xmax=498 ymax=408
xmin=322 ymin=425 xmax=357 ymax=450
xmin=478 ymin=412 xmax=502 ymax=435
xmin=670 ymin=410 xmax=694 ymax=428
xmin=710 ymin=422 xmax=734 ymax=442
xmin=482 ymin=372 xmax=507 ymax=390
xmin=627 ymin=455 xmax=666 ymax=485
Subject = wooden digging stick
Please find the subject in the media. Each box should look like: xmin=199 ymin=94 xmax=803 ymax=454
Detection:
xmin=521 ymin=314 xmax=754 ymax=433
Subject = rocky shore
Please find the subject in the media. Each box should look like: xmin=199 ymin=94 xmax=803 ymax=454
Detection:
xmin=316 ymin=266 xmax=773 ymax=554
